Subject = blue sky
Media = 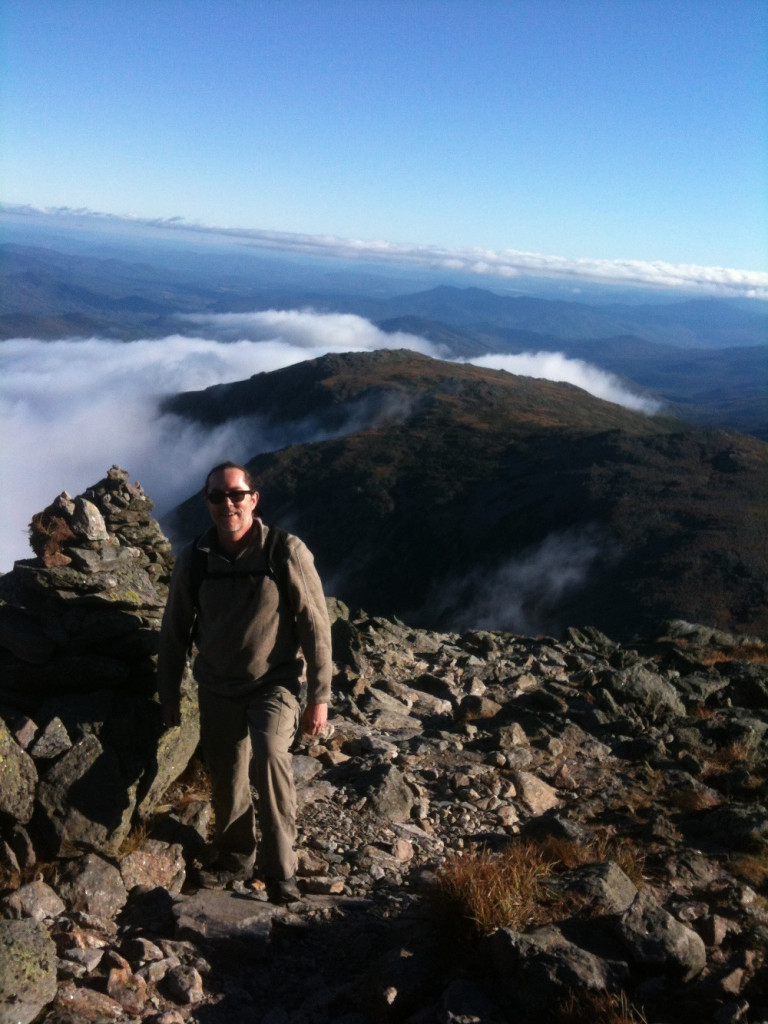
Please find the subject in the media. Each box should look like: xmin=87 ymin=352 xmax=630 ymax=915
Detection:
xmin=1 ymin=0 xmax=767 ymax=274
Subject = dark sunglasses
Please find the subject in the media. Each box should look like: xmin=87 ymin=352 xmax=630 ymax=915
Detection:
xmin=206 ymin=489 xmax=253 ymax=505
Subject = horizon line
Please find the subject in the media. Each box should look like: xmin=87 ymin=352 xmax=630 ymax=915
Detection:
xmin=2 ymin=202 xmax=767 ymax=301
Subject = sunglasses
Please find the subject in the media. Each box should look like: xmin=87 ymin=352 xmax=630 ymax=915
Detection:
xmin=206 ymin=489 xmax=254 ymax=505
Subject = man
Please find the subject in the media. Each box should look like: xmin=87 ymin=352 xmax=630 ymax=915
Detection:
xmin=157 ymin=461 xmax=332 ymax=904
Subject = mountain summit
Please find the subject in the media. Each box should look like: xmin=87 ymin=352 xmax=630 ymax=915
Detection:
xmin=162 ymin=350 xmax=768 ymax=639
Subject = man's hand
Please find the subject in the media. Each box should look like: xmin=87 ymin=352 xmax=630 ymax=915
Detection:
xmin=302 ymin=702 xmax=328 ymax=737
xmin=162 ymin=700 xmax=181 ymax=728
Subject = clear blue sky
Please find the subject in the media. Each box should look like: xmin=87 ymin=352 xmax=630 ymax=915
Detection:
xmin=1 ymin=0 xmax=766 ymax=271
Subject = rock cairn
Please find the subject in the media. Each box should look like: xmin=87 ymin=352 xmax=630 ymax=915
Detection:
xmin=0 ymin=467 xmax=199 ymax=864
xmin=0 ymin=472 xmax=767 ymax=1023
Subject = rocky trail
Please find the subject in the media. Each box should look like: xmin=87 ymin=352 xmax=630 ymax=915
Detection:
xmin=0 ymin=469 xmax=766 ymax=1024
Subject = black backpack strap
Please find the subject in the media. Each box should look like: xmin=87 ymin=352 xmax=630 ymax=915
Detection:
xmin=188 ymin=525 xmax=294 ymax=614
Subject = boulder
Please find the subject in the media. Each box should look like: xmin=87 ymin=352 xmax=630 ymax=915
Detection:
xmin=0 ymin=918 xmax=57 ymax=1024
xmin=511 ymin=770 xmax=560 ymax=815
xmin=0 ymin=720 xmax=36 ymax=823
xmin=617 ymin=890 xmax=707 ymax=981
xmin=0 ymin=881 xmax=65 ymax=922
xmin=604 ymin=664 xmax=686 ymax=720
xmin=120 ymin=839 xmax=186 ymax=894
xmin=173 ymin=891 xmax=273 ymax=952
xmin=34 ymin=734 xmax=136 ymax=857
xmin=554 ymin=861 xmax=638 ymax=915
xmin=359 ymin=764 xmax=415 ymax=822
xmin=491 ymin=924 xmax=629 ymax=1013
xmin=56 ymin=852 xmax=128 ymax=919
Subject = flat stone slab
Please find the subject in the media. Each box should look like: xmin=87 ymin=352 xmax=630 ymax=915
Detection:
xmin=173 ymin=891 xmax=277 ymax=950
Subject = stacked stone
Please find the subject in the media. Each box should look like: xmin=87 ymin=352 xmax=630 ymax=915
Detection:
xmin=0 ymin=468 xmax=199 ymax=871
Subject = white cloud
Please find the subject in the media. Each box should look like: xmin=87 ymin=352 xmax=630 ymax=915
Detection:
xmin=421 ymin=526 xmax=617 ymax=635
xmin=5 ymin=204 xmax=768 ymax=299
xmin=465 ymin=351 xmax=661 ymax=413
xmin=0 ymin=317 xmax=440 ymax=569
xmin=0 ymin=311 xmax=658 ymax=571
xmin=183 ymin=309 xmax=441 ymax=355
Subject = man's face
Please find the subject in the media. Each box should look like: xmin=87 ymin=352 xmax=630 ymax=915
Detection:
xmin=205 ymin=467 xmax=259 ymax=545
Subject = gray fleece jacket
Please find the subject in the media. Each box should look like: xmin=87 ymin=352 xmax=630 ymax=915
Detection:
xmin=157 ymin=521 xmax=333 ymax=706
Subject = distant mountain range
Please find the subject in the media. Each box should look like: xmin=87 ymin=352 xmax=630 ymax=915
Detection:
xmin=2 ymin=242 xmax=766 ymax=438
xmin=161 ymin=350 xmax=768 ymax=640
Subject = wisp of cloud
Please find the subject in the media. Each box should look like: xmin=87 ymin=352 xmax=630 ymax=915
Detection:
xmin=1 ymin=310 xmax=657 ymax=569
xmin=422 ymin=526 xmax=615 ymax=635
xmin=466 ymin=352 xmax=661 ymax=413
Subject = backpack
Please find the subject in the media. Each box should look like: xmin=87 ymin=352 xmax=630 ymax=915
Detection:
xmin=188 ymin=525 xmax=294 ymax=616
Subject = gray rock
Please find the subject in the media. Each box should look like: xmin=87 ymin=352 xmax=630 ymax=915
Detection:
xmin=27 ymin=716 xmax=72 ymax=760
xmin=173 ymin=890 xmax=273 ymax=951
xmin=0 ymin=606 xmax=55 ymax=664
xmin=70 ymin=497 xmax=109 ymax=542
xmin=0 ymin=844 xmax=18 ymax=877
xmin=60 ymin=946 xmax=104 ymax=974
xmin=617 ymin=890 xmax=707 ymax=980
xmin=120 ymin=839 xmax=186 ymax=893
xmin=495 ymin=722 xmax=529 ymax=749
xmin=8 ymin=827 xmax=35 ymax=871
xmin=134 ymin=672 xmax=200 ymax=821
xmin=360 ymin=764 xmax=415 ymax=822
xmin=491 ymin=924 xmax=629 ymax=1012
xmin=695 ymin=804 xmax=768 ymax=851
xmin=503 ymin=745 xmax=534 ymax=769
xmin=1 ymin=880 xmax=65 ymax=922
xmin=34 ymin=732 xmax=136 ymax=856
xmin=0 ymin=719 xmax=37 ymax=824
xmin=166 ymin=963 xmax=204 ymax=1005
xmin=605 ymin=664 xmax=686 ymax=720
xmin=555 ymin=861 xmax=638 ymax=914
xmin=56 ymin=852 xmax=128 ymax=919
xmin=511 ymin=771 xmax=560 ymax=815
xmin=459 ymin=694 xmax=503 ymax=721
xmin=292 ymin=753 xmax=324 ymax=786
xmin=0 ymin=918 xmax=57 ymax=1024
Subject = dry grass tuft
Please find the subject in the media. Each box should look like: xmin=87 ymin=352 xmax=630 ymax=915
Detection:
xmin=593 ymin=835 xmax=646 ymax=888
xmin=703 ymin=737 xmax=762 ymax=776
xmin=549 ymin=989 xmax=647 ymax=1024
xmin=669 ymin=639 xmax=768 ymax=666
xmin=436 ymin=842 xmax=557 ymax=934
xmin=667 ymin=786 xmax=721 ymax=813
xmin=117 ymin=820 xmax=150 ymax=858
xmin=434 ymin=834 xmax=646 ymax=938
xmin=730 ymin=848 xmax=768 ymax=890
xmin=689 ymin=705 xmax=720 ymax=721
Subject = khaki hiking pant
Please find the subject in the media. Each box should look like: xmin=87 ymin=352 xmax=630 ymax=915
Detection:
xmin=198 ymin=683 xmax=300 ymax=881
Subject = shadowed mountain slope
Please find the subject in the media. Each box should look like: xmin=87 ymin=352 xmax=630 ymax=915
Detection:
xmin=162 ymin=350 xmax=768 ymax=639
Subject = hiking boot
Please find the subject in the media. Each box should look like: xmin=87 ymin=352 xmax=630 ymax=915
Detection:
xmin=265 ymin=876 xmax=302 ymax=905
xmin=189 ymin=863 xmax=250 ymax=890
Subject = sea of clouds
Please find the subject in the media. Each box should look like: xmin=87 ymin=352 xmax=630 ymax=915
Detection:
xmin=0 ymin=310 xmax=658 ymax=569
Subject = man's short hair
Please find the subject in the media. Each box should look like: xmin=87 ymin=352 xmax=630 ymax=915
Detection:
xmin=204 ymin=461 xmax=257 ymax=494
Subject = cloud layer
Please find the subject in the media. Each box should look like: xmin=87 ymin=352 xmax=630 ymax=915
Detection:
xmin=7 ymin=204 xmax=768 ymax=299
xmin=466 ymin=352 xmax=661 ymax=413
xmin=1 ymin=310 xmax=656 ymax=569
xmin=423 ymin=526 xmax=612 ymax=635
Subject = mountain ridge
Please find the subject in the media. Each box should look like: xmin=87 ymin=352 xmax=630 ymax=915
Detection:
xmin=161 ymin=350 xmax=768 ymax=639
